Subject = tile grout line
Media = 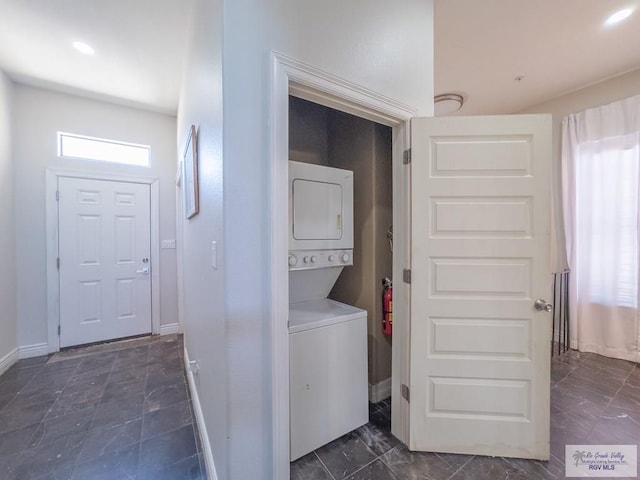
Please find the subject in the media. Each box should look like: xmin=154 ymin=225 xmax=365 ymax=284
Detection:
xmin=605 ymin=363 xmax=636 ymax=409
xmin=313 ymin=451 xmax=337 ymax=480
xmin=343 ymin=456 xmax=383 ymax=479
xmin=435 ymin=451 xmax=475 ymax=472
xmin=136 ymin=342 xmax=158 ymax=478
xmin=0 ymin=336 xmax=200 ymax=479
xmin=292 ymin=352 xmax=636 ymax=480
xmin=444 ymin=454 xmax=474 ymax=480
xmin=140 ymin=340 xmax=202 ymax=477
xmin=376 ymin=445 xmax=406 ymax=480
xmin=191 ymin=419 xmax=207 ymax=477
xmin=32 ymin=356 xmax=84 ymax=449
xmin=71 ymin=346 xmax=136 ymax=474
xmin=76 ymin=339 xmax=193 ymax=476
xmin=501 ymin=457 xmax=543 ymax=480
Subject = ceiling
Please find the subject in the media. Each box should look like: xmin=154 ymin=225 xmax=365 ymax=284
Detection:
xmin=0 ymin=1 xmax=638 ymax=116
xmin=0 ymin=0 xmax=192 ymax=114
xmin=435 ymin=0 xmax=640 ymax=114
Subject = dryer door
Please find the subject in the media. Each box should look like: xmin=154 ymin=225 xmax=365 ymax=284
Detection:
xmin=292 ymin=178 xmax=343 ymax=240
xmin=289 ymin=161 xmax=353 ymax=250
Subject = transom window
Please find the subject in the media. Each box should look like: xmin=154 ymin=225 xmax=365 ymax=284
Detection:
xmin=57 ymin=132 xmax=151 ymax=167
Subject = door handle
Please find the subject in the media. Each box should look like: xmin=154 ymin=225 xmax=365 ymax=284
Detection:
xmin=136 ymin=267 xmax=150 ymax=275
xmin=534 ymin=299 xmax=553 ymax=312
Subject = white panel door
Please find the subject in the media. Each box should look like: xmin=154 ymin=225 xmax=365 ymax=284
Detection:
xmin=58 ymin=177 xmax=151 ymax=347
xmin=409 ymin=115 xmax=552 ymax=459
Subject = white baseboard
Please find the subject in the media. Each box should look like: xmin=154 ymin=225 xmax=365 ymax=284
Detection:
xmin=0 ymin=348 xmax=18 ymax=375
xmin=18 ymin=343 xmax=49 ymax=360
xmin=369 ymin=377 xmax=392 ymax=403
xmin=184 ymin=345 xmax=218 ymax=480
xmin=160 ymin=323 xmax=180 ymax=336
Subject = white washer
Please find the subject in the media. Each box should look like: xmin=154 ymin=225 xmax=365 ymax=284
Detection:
xmin=289 ymin=298 xmax=368 ymax=461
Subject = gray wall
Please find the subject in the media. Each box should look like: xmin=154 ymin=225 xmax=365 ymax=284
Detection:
xmin=289 ymin=96 xmax=329 ymax=165
xmin=329 ymin=112 xmax=393 ymax=387
xmin=0 ymin=70 xmax=16 ymax=366
xmin=13 ymin=85 xmax=178 ymax=349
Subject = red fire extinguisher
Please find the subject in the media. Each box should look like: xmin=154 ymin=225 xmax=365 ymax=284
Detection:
xmin=382 ymin=278 xmax=393 ymax=335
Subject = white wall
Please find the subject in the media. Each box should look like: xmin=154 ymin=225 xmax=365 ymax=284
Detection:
xmin=177 ymin=2 xmax=434 ymax=477
xmin=221 ymin=1 xmax=433 ymax=478
xmin=13 ymin=85 xmax=178 ymax=349
xmin=0 ymin=70 xmax=17 ymax=366
xmin=176 ymin=0 xmax=227 ymax=477
xmin=520 ymin=67 xmax=640 ymax=270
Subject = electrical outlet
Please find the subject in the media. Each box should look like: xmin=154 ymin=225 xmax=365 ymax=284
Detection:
xmin=161 ymin=239 xmax=176 ymax=249
xmin=188 ymin=360 xmax=199 ymax=374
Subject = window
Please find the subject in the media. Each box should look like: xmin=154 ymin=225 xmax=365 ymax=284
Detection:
xmin=57 ymin=132 xmax=150 ymax=167
xmin=561 ymin=94 xmax=640 ymax=359
xmin=576 ymin=135 xmax=640 ymax=308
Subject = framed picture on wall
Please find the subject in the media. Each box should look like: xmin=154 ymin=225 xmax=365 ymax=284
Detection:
xmin=183 ymin=125 xmax=199 ymax=219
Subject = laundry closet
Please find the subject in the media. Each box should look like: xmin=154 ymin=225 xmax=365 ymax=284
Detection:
xmin=288 ymin=96 xmax=393 ymax=460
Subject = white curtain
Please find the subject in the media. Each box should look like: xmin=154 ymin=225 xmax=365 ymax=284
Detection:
xmin=562 ymin=94 xmax=640 ymax=362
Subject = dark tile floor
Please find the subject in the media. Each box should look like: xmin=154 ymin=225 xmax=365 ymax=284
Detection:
xmin=0 ymin=334 xmax=206 ymax=480
xmin=292 ymin=349 xmax=640 ymax=480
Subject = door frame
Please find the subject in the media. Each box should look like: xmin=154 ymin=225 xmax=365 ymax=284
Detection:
xmin=45 ymin=168 xmax=161 ymax=353
xmin=270 ymin=51 xmax=418 ymax=479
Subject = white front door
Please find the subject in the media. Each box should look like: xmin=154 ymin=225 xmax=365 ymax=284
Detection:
xmin=409 ymin=115 xmax=552 ymax=459
xmin=58 ymin=177 xmax=152 ymax=348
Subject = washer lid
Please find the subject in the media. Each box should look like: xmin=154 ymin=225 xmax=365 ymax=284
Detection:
xmin=289 ymin=298 xmax=366 ymax=333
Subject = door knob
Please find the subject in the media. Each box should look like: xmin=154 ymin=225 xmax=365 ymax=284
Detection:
xmin=534 ymin=299 xmax=553 ymax=312
xmin=136 ymin=267 xmax=150 ymax=275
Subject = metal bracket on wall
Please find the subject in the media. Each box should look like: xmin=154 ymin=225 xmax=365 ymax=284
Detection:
xmin=403 ymin=268 xmax=411 ymax=284
xmin=403 ymin=149 xmax=411 ymax=165
xmin=401 ymin=384 xmax=410 ymax=402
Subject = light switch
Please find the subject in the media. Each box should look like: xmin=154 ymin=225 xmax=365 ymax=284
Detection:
xmin=161 ymin=239 xmax=176 ymax=249
xmin=211 ymin=241 xmax=217 ymax=269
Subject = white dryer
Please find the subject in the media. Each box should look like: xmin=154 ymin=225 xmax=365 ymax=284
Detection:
xmin=289 ymin=160 xmax=354 ymax=253
xmin=288 ymin=161 xmax=368 ymax=461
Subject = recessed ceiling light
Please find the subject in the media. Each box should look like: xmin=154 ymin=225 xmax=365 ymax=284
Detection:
xmin=605 ymin=8 xmax=633 ymax=26
xmin=72 ymin=41 xmax=95 ymax=55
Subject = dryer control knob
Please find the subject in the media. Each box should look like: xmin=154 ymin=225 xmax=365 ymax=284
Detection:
xmin=328 ymin=255 xmax=336 ymax=262
xmin=288 ymin=255 xmax=297 ymax=267
xmin=310 ymin=256 xmax=317 ymax=263
xmin=341 ymin=253 xmax=350 ymax=263
xmin=303 ymin=256 xmax=311 ymax=264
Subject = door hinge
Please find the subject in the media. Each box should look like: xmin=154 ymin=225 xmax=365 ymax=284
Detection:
xmin=401 ymin=384 xmax=410 ymax=403
xmin=56 ymin=257 xmax=60 ymax=269
xmin=55 ymin=190 xmax=59 ymax=201
xmin=57 ymin=325 xmax=61 ymax=336
xmin=403 ymin=149 xmax=411 ymax=165
xmin=403 ymin=268 xmax=411 ymax=284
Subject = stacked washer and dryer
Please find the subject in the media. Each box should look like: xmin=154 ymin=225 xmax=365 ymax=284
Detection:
xmin=288 ymin=161 xmax=368 ymax=461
